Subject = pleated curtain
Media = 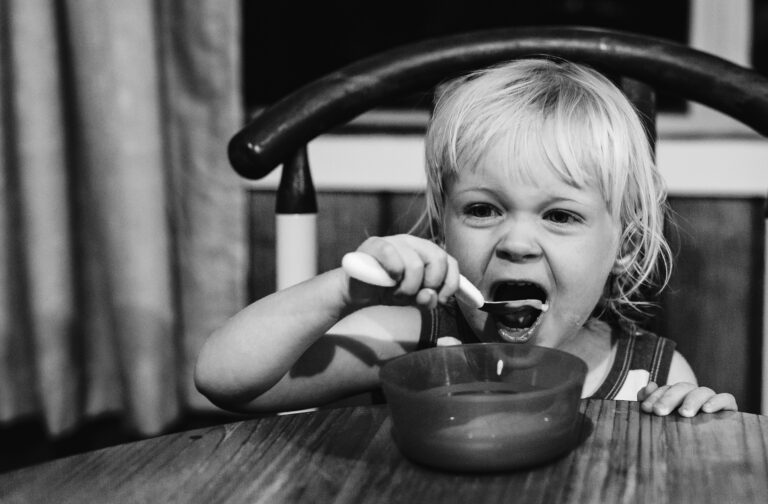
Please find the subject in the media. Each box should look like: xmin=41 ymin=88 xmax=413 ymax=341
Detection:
xmin=0 ymin=0 xmax=246 ymax=436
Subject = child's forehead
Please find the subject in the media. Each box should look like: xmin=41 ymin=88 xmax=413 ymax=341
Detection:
xmin=451 ymin=157 xmax=597 ymax=201
xmin=463 ymin=133 xmax=602 ymax=189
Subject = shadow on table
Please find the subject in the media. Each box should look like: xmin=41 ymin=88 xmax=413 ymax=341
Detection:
xmin=0 ymin=410 xmax=246 ymax=474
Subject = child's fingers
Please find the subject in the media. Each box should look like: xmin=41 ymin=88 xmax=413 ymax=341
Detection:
xmin=419 ymin=247 xmax=451 ymax=293
xmin=415 ymin=288 xmax=439 ymax=309
xmin=355 ymin=235 xmax=460 ymax=305
xmin=395 ymin=244 xmax=429 ymax=296
xmin=637 ymin=381 xmax=659 ymax=402
xmin=436 ymin=255 xmax=460 ymax=304
xmin=357 ymin=237 xmax=408 ymax=284
xmin=356 ymin=236 xmax=427 ymax=296
xmin=677 ymin=386 xmax=716 ymax=417
xmin=639 ymin=385 xmax=667 ymax=413
xmin=701 ymin=393 xmax=738 ymax=413
xmin=392 ymin=235 xmax=457 ymax=297
xmin=641 ymin=382 xmax=697 ymax=416
xmin=639 ymin=383 xmax=671 ymax=413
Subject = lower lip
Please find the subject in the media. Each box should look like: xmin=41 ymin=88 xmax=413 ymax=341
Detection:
xmin=495 ymin=313 xmax=545 ymax=343
xmin=496 ymin=324 xmax=535 ymax=343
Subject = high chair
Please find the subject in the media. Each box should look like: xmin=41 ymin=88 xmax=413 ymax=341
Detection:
xmin=229 ymin=27 xmax=768 ymax=413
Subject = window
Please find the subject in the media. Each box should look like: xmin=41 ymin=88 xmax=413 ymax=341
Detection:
xmin=242 ymin=1 xmax=691 ymax=116
xmin=753 ymin=0 xmax=768 ymax=74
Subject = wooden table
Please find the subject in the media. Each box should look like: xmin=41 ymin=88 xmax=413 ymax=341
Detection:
xmin=2 ymin=399 xmax=767 ymax=503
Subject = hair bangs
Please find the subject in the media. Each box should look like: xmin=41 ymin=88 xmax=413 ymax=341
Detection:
xmin=434 ymin=65 xmax=634 ymax=219
xmin=497 ymin=110 xmax=608 ymax=196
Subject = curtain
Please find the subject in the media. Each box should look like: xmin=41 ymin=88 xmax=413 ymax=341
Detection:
xmin=0 ymin=0 xmax=246 ymax=436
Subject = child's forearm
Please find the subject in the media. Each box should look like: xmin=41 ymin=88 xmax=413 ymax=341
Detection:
xmin=194 ymin=268 xmax=353 ymax=408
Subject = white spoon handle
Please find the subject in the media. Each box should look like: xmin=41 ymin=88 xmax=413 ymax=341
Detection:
xmin=341 ymin=251 xmax=485 ymax=309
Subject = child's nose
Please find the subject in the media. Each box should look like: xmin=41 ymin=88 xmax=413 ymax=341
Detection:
xmin=495 ymin=221 xmax=543 ymax=262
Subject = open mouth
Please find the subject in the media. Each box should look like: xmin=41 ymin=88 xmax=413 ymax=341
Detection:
xmin=490 ymin=282 xmax=548 ymax=343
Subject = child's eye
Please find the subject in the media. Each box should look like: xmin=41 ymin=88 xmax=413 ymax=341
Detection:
xmin=544 ymin=209 xmax=582 ymax=225
xmin=464 ymin=203 xmax=500 ymax=219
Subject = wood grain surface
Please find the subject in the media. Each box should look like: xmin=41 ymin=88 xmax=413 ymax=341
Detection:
xmin=2 ymin=400 xmax=767 ymax=503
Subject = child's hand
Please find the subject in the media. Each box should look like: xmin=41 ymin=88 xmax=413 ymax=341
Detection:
xmin=638 ymin=381 xmax=738 ymax=417
xmin=346 ymin=235 xmax=460 ymax=310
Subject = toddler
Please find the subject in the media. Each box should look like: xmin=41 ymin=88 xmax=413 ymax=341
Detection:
xmin=196 ymin=58 xmax=736 ymax=418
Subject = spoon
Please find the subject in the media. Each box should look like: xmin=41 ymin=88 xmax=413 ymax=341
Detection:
xmin=341 ymin=252 xmax=548 ymax=314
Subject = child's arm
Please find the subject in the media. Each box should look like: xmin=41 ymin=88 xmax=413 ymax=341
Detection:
xmin=637 ymin=351 xmax=738 ymax=416
xmin=194 ymin=235 xmax=460 ymax=413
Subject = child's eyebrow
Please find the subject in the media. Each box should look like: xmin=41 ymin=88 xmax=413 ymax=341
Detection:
xmin=545 ymin=196 xmax=597 ymax=208
xmin=539 ymin=185 xmax=605 ymax=204
xmin=448 ymin=186 xmax=500 ymax=199
xmin=450 ymin=187 xmax=601 ymax=212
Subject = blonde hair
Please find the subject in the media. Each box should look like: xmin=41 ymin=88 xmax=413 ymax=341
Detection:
xmin=423 ymin=58 xmax=671 ymax=321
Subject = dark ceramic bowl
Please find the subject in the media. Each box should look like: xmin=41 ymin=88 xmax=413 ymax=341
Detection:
xmin=380 ymin=343 xmax=587 ymax=472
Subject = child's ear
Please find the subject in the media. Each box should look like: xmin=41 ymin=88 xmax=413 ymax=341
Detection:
xmin=612 ymin=254 xmax=631 ymax=274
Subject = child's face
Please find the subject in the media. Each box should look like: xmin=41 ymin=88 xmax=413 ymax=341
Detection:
xmin=442 ymin=141 xmax=622 ymax=348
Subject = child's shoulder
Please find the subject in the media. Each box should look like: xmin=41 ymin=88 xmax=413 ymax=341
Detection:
xmin=612 ymin=322 xmax=697 ymax=388
xmin=612 ymin=322 xmax=678 ymax=383
xmin=589 ymin=321 xmax=679 ymax=399
xmin=613 ymin=323 xmax=676 ymax=351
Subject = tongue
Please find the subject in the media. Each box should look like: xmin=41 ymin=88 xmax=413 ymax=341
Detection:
xmin=498 ymin=307 xmax=541 ymax=329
